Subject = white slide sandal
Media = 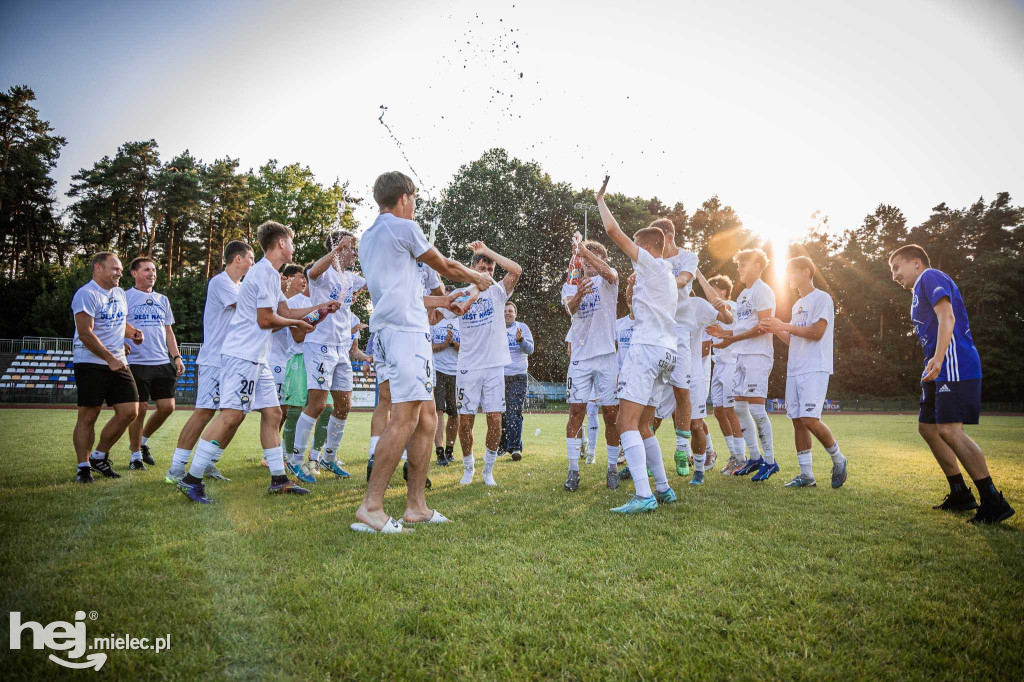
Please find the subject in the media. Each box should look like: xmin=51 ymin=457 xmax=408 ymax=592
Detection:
xmin=349 ymin=517 xmax=409 ymax=534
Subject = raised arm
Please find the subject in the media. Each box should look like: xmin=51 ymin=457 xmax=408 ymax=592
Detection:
xmin=308 ymin=235 xmax=355 ymax=282
xmin=577 ymin=244 xmax=618 ymax=284
xmin=418 ymin=248 xmax=494 ymax=292
xmin=469 ymin=241 xmax=522 ymax=295
xmin=596 ymin=175 xmax=639 ymax=262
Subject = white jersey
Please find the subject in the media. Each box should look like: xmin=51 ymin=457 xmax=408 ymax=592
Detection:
xmin=630 ymin=248 xmax=677 ymax=351
xmin=71 ymin=280 xmax=128 ymax=365
xmin=431 ymin=318 xmax=460 ymax=374
xmin=615 ymin=316 xmax=636 ymax=370
xmin=222 ymin=257 xmax=286 ymax=365
xmin=358 ymin=213 xmax=432 ymax=333
xmin=306 ymin=267 xmax=365 ymax=346
xmin=505 ymin=321 xmax=534 ymax=375
xmin=454 ymin=282 xmax=511 ymax=371
xmin=285 ymin=293 xmax=311 ymax=356
xmin=418 ymin=261 xmax=441 ymax=295
xmin=665 ymin=249 xmax=698 ymax=333
xmin=787 ymin=288 xmax=835 ymax=376
xmin=689 ymin=297 xmax=720 ymax=375
xmin=561 ymin=271 xmax=618 ymax=362
xmin=195 ymin=271 xmax=239 ymax=367
xmin=124 ymin=288 xmax=174 ymax=365
xmin=732 ymin=279 xmax=776 ymax=357
xmin=711 ymin=299 xmax=737 ymax=363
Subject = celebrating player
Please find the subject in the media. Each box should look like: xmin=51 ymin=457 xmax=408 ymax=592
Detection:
xmin=123 ymin=256 xmax=184 ymax=470
xmin=889 ymin=244 xmax=1014 ymax=523
xmin=430 ymin=290 xmax=460 ymax=467
xmin=705 ymin=275 xmax=746 ymax=475
xmin=501 ymin=302 xmax=534 ymax=461
xmin=760 ymin=257 xmax=847 ymax=489
xmin=71 ymin=252 xmax=144 ymax=483
xmin=166 ymin=241 xmax=253 ymax=483
xmin=455 ymin=241 xmax=523 ymax=487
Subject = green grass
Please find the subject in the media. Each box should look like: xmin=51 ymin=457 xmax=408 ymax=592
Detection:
xmin=1 ymin=409 xmax=1022 ymax=680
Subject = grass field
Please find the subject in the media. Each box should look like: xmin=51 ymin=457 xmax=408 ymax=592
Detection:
xmin=2 ymin=408 xmax=1022 ymax=680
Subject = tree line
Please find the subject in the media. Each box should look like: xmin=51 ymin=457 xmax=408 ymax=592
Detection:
xmin=2 ymin=85 xmax=1021 ymax=400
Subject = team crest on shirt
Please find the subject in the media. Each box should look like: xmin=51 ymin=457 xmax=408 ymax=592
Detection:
xmin=240 ymin=395 xmax=250 ymax=404
xmin=320 ymin=345 xmax=328 ymax=353
xmin=425 ymin=380 xmax=434 ymax=393
xmin=274 ymin=366 xmax=282 ymax=374
xmin=213 ymin=396 xmax=220 ymax=405
xmin=316 ymin=376 xmax=326 ymax=385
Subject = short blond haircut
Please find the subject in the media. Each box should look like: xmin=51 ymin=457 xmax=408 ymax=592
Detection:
xmin=733 ymin=248 xmax=768 ymax=270
xmin=785 ymin=256 xmax=816 ymax=278
xmin=634 ymin=227 xmax=665 ymax=256
xmin=582 ymin=240 xmax=607 ymax=259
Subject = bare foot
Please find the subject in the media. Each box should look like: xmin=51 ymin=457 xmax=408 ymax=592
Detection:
xmin=354 ymin=503 xmax=392 ymax=531
xmin=402 ymin=507 xmax=436 ymax=524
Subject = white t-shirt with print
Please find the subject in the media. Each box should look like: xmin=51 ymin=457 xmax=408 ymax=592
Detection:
xmin=454 ymin=283 xmax=511 ymax=371
xmin=689 ymin=297 xmax=720 ymax=372
xmin=787 ymin=288 xmax=834 ymax=376
xmin=358 ymin=213 xmax=432 ymax=333
xmin=195 ymin=271 xmax=239 ymax=367
xmin=665 ymin=249 xmax=698 ymax=333
xmin=72 ymin=280 xmax=128 ymax=365
xmin=124 ymin=288 xmax=175 ymax=366
xmin=285 ymin=293 xmax=311 ymax=357
xmin=306 ymin=267 xmax=366 ymax=346
xmin=561 ymin=271 xmax=618 ymax=362
xmin=629 ymin=248 xmax=677 ymax=351
xmin=431 ymin=318 xmax=460 ymax=374
xmin=222 ymin=258 xmax=287 ymax=365
xmin=615 ymin=316 xmax=636 ymax=370
xmin=711 ymin=299 xmax=737 ymax=364
xmin=731 ymin=279 xmax=776 ymax=357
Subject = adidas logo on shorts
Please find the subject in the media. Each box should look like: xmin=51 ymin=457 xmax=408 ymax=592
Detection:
xmin=938 ymin=384 xmax=951 ymax=393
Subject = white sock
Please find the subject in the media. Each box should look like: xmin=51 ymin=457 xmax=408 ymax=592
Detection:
xmin=587 ymin=406 xmax=599 ymax=454
xmin=674 ymin=430 xmax=691 ymax=458
xmin=566 ymin=437 xmax=581 ymax=472
xmin=206 ymin=448 xmax=224 ymax=471
xmin=483 ymin=448 xmax=497 ymax=474
xmin=733 ymin=402 xmax=761 ymax=460
xmin=264 ymin=446 xmax=285 ymax=476
xmin=323 ymin=417 xmax=346 ymax=463
xmin=309 ymin=447 xmax=321 ymax=462
xmin=826 ymin=442 xmax=846 ymax=465
xmin=749 ymin=404 xmax=774 ymax=464
xmin=694 ymin=448 xmax=707 ymax=472
xmin=607 ymin=444 xmax=621 ymax=471
xmin=130 ymin=450 xmax=142 ymax=462
xmin=141 ymin=436 xmax=149 ymax=446
xmin=705 ymin=431 xmax=715 ymax=455
xmin=401 ymin=450 xmax=408 ymax=461
xmin=368 ymin=435 xmax=380 ymax=459
xmin=620 ymin=430 xmax=652 ymax=498
xmin=643 ymin=436 xmax=670 ymax=493
xmin=292 ymin=413 xmax=317 ymax=464
xmin=723 ymin=436 xmax=736 ymax=458
xmin=90 ymin=450 xmax=106 ymax=462
xmin=460 ymin=454 xmax=475 ymax=484
xmin=798 ymin=450 xmax=813 ymax=477
xmin=170 ymin=447 xmax=192 ymax=474
xmin=187 ymin=440 xmax=218 ymax=479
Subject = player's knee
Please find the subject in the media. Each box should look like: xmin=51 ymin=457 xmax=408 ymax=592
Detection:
xmin=936 ymin=423 xmax=961 ymax=442
xmin=917 ymin=421 xmax=936 ymax=439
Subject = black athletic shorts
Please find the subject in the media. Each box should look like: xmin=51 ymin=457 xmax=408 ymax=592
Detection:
xmin=919 ymin=378 xmax=981 ymax=425
xmin=74 ymin=362 xmax=139 ymax=407
xmin=434 ymin=371 xmax=457 ymax=416
xmin=130 ymin=363 xmax=178 ymax=402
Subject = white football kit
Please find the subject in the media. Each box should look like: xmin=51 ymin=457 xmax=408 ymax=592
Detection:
xmin=785 ymin=288 xmax=835 ymax=419
xmin=195 ymin=271 xmax=240 ymax=410
xmin=562 ymin=270 xmax=619 ymax=406
xmin=454 ymin=282 xmax=511 ymax=414
xmin=665 ymin=249 xmax=698 ymax=391
xmin=730 ymin=279 xmax=776 ymax=400
xmin=709 ymin=300 xmax=737 ymax=408
xmin=304 ymin=268 xmax=365 ymax=393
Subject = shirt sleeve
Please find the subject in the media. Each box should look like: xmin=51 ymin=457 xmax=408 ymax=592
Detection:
xmin=397 ymin=219 xmax=431 ymax=259
xmin=560 ymin=283 xmax=577 ymax=303
xmin=353 ymin=274 xmax=367 ymax=293
xmin=679 ymin=252 xmax=698 ymax=277
xmin=491 ymin=282 xmax=509 ymax=307
xmin=424 ymin=266 xmax=440 ymax=292
xmin=813 ymin=292 xmax=834 ymax=327
xmin=71 ymin=289 xmax=96 ymax=318
xmin=519 ymin=324 xmax=535 ymax=355
xmin=754 ymin=282 xmax=775 ymax=313
xmin=164 ymin=295 xmax=175 ymax=325
xmin=921 ymin=270 xmax=953 ymax=307
xmin=256 ymin=270 xmax=280 ymax=310
xmin=216 ymin=277 xmax=238 ymax=309
xmin=633 ymin=247 xmax=655 ymax=275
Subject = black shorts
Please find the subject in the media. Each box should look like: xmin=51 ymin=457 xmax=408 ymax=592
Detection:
xmin=434 ymin=371 xmax=457 ymax=416
xmin=919 ymin=378 xmax=981 ymax=425
xmin=129 ymin=363 xmax=177 ymax=402
xmin=74 ymin=363 xmax=139 ymax=407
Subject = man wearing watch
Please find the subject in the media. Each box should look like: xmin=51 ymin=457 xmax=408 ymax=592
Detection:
xmin=124 ymin=256 xmax=186 ymax=470
xmin=430 ymin=287 xmax=460 ymax=467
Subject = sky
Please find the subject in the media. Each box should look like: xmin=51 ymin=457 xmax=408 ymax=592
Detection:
xmin=3 ymin=0 xmax=1023 ymax=246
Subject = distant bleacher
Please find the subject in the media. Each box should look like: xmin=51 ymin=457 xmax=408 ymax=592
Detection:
xmin=1 ymin=348 xmax=77 ymax=391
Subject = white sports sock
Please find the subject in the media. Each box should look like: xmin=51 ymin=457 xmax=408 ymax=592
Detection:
xmin=733 ymin=402 xmax=761 ymax=460
xmin=264 ymin=446 xmax=285 ymax=476
xmin=401 ymin=450 xmax=408 ymax=461
xmin=483 ymin=449 xmax=497 ymax=474
xmin=90 ymin=450 xmax=106 ymax=461
xmin=309 ymin=447 xmax=322 ymax=462
xmin=292 ymin=413 xmax=317 ymax=464
xmin=323 ymin=417 xmax=346 ymax=463
xmin=210 ymin=447 xmax=224 ymax=464
xmin=170 ymin=447 xmax=191 ymax=475
xmin=607 ymin=444 xmax=621 ymax=471
xmin=749 ymin=404 xmax=774 ymax=464
xmin=141 ymin=436 xmax=149 ymax=446
xmin=620 ymin=430 xmax=652 ymax=498
xmin=705 ymin=431 xmax=715 ymax=456
xmin=187 ymin=440 xmax=218 ymax=479
xmin=586 ymin=404 xmax=600 ymax=454
xmin=798 ymin=450 xmax=813 ymax=477
xmin=368 ymin=435 xmax=380 ymax=458
xmin=460 ymin=454 xmax=475 ymax=484
xmin=693 ymin=448 xmax=706 ymax=472
xmin=674 ymin=430 xmax=691 ymax=457
xmin=723 ymin=436 xmax=737 ymax=458
xmin=826 ymin=442 xmax=846 ymax=465
xmin=566 ymin=437 xmax=581 ymax=472
xmin=130 ymin=450 xmax=142 ymax=462
xmin=642 ymin=436 xmax=670 ymax=493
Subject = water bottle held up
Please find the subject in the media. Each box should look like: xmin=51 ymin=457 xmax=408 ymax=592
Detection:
xmin=302 ymin=305 xmax=334 ymax=326
xmin=567 ymin=231 xmax=584 ymax=286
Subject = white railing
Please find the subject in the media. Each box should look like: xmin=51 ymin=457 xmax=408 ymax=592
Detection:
xmin=0 ymin=338 xmax=204 ymax=356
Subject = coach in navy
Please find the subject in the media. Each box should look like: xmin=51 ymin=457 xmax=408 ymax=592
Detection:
xmin=889 ymin=244 xmax=1014 ymax=524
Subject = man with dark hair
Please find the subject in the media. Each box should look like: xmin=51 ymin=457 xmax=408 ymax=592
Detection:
xmin=176 ymin=222 xmax=328 ymax=503
xmin=166 ymin=241 xmax=253 ymax=483
xmin=761 ymin=256 xmax=847 ymax=489
xmin=430 ymin=286 xmax=460 ymax=466
xmin=352 ymin=171 xmax=491 ymax=533
xmin=71 ymin=252 xmax=145 ymax=483
xmin=124 ymin=256 xmax=184 ymax=470
xmin=501 ymin=301 xmax=534 ymax=462
xmin=889 ymin=244 xmax=1014 ymax=523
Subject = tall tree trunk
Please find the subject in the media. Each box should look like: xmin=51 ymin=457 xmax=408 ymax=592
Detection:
xmin=166 ymin=217 xmax=175 ymax=283
xmin=205 ymin=207 xmax=215 ymax=279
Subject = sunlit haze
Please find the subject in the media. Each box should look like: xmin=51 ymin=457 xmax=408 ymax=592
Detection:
xmin=3 ymin=0 xmax=1023 ymax=243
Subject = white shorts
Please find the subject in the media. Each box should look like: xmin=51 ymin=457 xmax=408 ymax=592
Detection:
xmin=303 ymin=342 xmax=353 ymax=393
xmin=566 ymin=352 xmax=618 ymax=406
xmin=457 ymin=367 xmax=506 ymax=415
xmin=690 ymin=368 xmax=708 ymax=420
xmin=196 ymin=363 xmax=222 ymax=410
xmin=617 ymin=343 xmax=676 ymax=409
xmin=786 ymin=371 xmax=830 ymax=419
xmin=655 ymin=383 xmax=675 ymax=420
xmin=732 ymin=354 xmax=773 ymax=400
xmin=668 ymin=332 xmax=692 ymax=389
xmin=218 ymin=355 xmax=279 ymax=413
xmin=710 ymin=361 xmax=736 ymax=408
xmin=268 ymin=354 xmax=287 ymax=401
xmin=373 ymin=329 xmax=433 ymax=404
